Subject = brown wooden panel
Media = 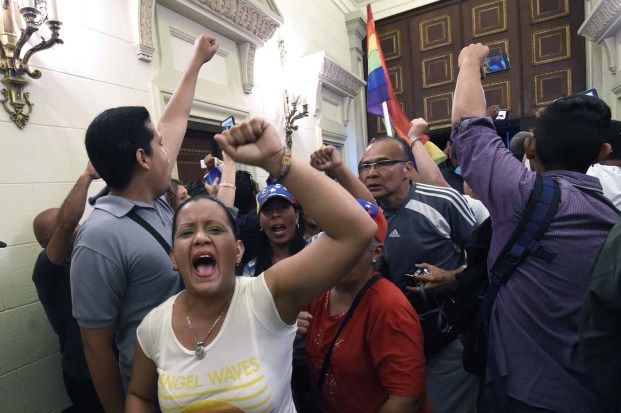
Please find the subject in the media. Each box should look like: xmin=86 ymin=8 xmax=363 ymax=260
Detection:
xmin=419 ymin=14 xmax=453 ymax=51
xmin=486 ymin=39 xmax=509 ymax=57
xmin=387 ymin=66 xmax=404 ymax=94
xmin=177 ymin=127 xmax=220 ymax=183
xmin=380 ymin=30 xmax=401 ymax=62
xmin=483 ymin=81 xmax=511 ymax=109
xmin=519 ymin=0 xmax=584 ymax=116
xmin=463 ymin=0 xmax=521 ymax=117
xmin=424 ymin=92 xmax=453 ymax=128
xmin=422 ymin=53 xmax=454 ymax=89
xmin=532 ymin=25 xmax=571 ymax=65
xmin=530 ymin=0 xmax=569 ymax=23
xmin=534 ymin=68 xmax=572 ymax=105
xmin=472 ymin=0 xmax=507 ymax=38
xmin=409 ymin=2 xmax=461 ymax=129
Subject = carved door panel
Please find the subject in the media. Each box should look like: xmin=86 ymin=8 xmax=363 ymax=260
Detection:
xmin=462 ymin=0 xmax=521 ymax=118
xmin=519 ymin=0 xmax=585 ymax=117
xmin=409 ymin=4 xmax=462 ymax=131
xmin=367 ymin=0 xmax=587 ymax=141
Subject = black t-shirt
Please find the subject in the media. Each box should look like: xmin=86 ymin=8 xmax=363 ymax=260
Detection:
xmin=32 ymin=250 xmax=90 ymax=380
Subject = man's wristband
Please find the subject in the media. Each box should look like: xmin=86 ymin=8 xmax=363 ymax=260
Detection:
xmin=410 ymin=138 xmax=422 ymax=149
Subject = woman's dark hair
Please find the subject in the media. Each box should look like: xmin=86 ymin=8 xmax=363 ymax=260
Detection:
xmin=235 ymin=171 xmax=259 ymax=212
xmin=165 ymin=179 xmax=184 ymax=210
xmin=252 ymin=204 xmax=305 ymax=276
xmin=186 ymin=180 xmax=209 ymax=197
xmin=172 ymin=194 xmax=237 ymax=245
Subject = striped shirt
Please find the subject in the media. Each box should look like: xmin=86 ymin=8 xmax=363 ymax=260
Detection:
xmin=452 ymin=117 xmax=620 ymax=412
xmin=381 ymin=183 xmax=476 ymax=289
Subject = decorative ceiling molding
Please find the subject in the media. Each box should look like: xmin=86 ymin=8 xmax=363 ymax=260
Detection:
xmin=306 ymin=53 xmax=365 ymax=125
xmin=578 ymin=0 xmax=621 ymax=76
xmin=137 ymin=0 xmax=156 ymax=62
xmin=579 ymin=0 xmax=621 ymax=42
xmin=136 ymin=0 xmax=281 ymax=63
xmin=319 ymin=55 xmax=365 ymax=99
xmin=135 ymin=0 xmax=280 ymax=93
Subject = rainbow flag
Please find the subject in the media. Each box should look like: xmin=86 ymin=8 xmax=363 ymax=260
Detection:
xmin=366 ymin=5 xmax=447 ymax=164
xmin=366 ymin=4 xmax=413 ymax=143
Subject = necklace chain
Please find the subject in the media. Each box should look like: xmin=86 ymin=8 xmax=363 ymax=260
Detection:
xmin=183 ymin=292 xmax=232 ymax=359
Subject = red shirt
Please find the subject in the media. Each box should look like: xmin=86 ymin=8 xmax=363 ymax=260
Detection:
xmin=305 ymin=278 xmax=431 ymax=413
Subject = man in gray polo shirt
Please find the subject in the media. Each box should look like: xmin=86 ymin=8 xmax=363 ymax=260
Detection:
xmin=70 ymin=35 xmax=219 ymax=413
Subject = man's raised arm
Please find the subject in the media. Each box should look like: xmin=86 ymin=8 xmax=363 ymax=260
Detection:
xmin=451 ymin=44 xmax=489 ymax=125
xmin=159 ymin=35 xmax=220 ymax=172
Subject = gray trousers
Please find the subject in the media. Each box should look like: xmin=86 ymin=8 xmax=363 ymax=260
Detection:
xmin=427 ymin=338 xmax=479 ymax=413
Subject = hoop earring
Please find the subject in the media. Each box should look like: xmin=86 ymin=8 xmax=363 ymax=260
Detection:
xmin=173 ymin=265 xmax=178 ymax=271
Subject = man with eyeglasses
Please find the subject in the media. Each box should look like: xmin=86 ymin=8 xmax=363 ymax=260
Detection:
xmin=359 ymin=123 xmax=479 ymax=413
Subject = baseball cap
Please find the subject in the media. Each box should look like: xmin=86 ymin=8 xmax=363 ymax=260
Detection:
xmin=607 ymin=120 xmax=621 ymax=156
xmin=357 ymin=199 xmax=388 ymax=243
xmin=256 ymin=184 xmax=296 ymax=213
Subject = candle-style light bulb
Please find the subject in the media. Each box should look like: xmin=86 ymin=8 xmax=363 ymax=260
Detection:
xmin=47 ymin=0 xmax=59 ymax=21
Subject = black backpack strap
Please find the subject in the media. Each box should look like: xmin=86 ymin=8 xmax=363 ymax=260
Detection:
xmin=482 ymin=174 xmax=560 ymax=323
xmin=481 ymin=174 xmax=561 ymax=407
xmin=126 ymin=207 xmax=171 ymax=255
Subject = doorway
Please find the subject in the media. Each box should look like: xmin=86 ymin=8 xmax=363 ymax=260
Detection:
xmin=177 ymin=120 xmax=222 ymax=184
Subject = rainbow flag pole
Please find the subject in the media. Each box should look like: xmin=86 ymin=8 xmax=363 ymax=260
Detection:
xmin=382 ymin=102 xmax=392 ymax=137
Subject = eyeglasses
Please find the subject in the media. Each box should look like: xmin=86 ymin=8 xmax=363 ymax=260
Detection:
xmin=358 ymin=159 xmax=408 ymax=174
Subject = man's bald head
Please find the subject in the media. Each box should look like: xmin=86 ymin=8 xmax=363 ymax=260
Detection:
xmin=33 ymin=208 xmax=59 ymax=248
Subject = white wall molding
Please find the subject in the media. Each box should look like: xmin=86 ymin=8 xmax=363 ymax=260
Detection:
xmin=135 ymin=0 xmax=281 ymax=94
xmin=579 ymin=0 xmax=621 ymax=75
xmin=579 ymin=0 xmax=621 ymax=43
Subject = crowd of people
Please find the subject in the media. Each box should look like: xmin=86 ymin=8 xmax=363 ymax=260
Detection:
xmin=30 ymin=35 xmax=621 ymax=413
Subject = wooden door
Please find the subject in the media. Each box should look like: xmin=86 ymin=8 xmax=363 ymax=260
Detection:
xmin=176 ymin=121 xmax=222 ymax=184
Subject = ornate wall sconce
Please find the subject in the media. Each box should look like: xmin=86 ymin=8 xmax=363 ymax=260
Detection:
xmin=283 ymin=90 xmax=308 ymax=149
xmin=0 ymin=0 xmax=62 ymax=129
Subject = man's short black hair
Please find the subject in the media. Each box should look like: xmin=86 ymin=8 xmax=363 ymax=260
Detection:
xmin=85 ymin=107 xmax=153 ymax=190
xmin=535 ymin=95 xmax=611 ymax=172
xmin=606 ymin=120 xmax=621 ymax=160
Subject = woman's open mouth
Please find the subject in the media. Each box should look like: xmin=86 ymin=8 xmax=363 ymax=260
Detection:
xmin=192 ymin=253 xmax=216 ymax=277
xmin=271 ymin=224 xmax=287 ymax=235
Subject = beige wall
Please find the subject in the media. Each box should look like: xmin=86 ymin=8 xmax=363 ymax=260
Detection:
xmin=0 ymin=0 xmax=154 ymax=411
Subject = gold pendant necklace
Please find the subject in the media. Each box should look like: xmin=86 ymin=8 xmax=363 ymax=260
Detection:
xmin=183 ymin=292 xmax=233 ymax=360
